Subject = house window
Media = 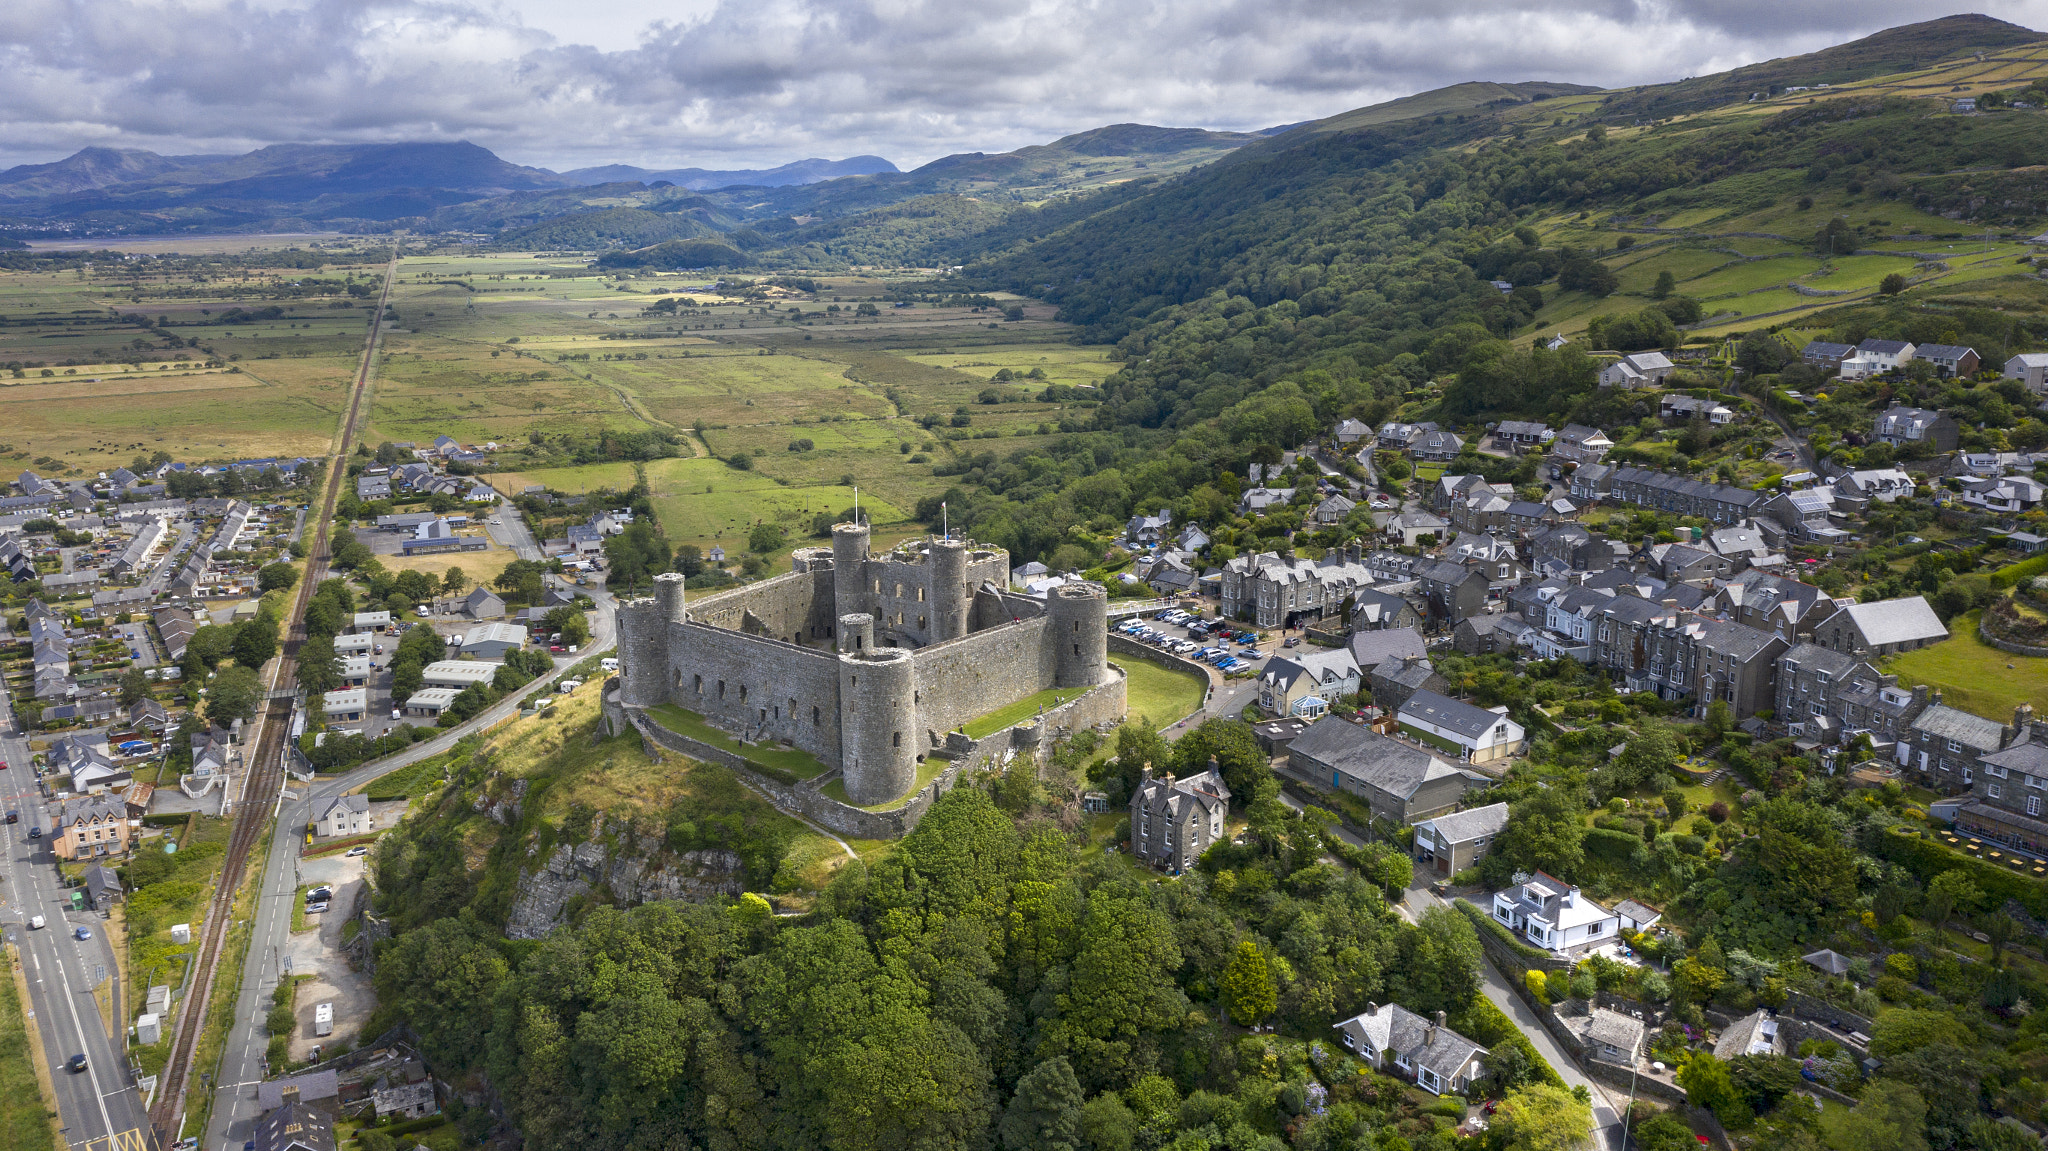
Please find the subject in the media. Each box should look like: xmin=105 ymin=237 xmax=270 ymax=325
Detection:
xmin=2031 ymin=796 xmax=2043 ymax=817
xmin=1990 ymin=783 xmax=2004 ymax=799
xmin=1947 ymin=739 xmax=1962 ymax=753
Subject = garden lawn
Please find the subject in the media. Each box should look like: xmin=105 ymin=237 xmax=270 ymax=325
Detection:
xmin=1883 ymin=610 xmax=2048 ymax=720
xmin=821 ymin=755 xmax=952 ymax=811
xmin=962 ymin=686 xmax=1092 ymax=740
xmin=646 ymin=704 xmax=830 ymax=780
xmin=1114 ymin=658 xmax=1207 ymax=728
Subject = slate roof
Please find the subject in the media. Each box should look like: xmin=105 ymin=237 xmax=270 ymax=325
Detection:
xmin=1910 ymin=704 xmax=2007 ymax=752
xmin=1980 ymin=735 xmax=2048 ymax=775
xmin=1837 ymin=596 xmax=1948 ymax=647
xmin=1713 ymin=1010 xmax=1781 ymax=1060
xmin=254 ymin=1101 xmax=336 ymax=1151
xmin=316 ymin=793 xmax=370 ymax=821
xmin=1398 ymin=688 xmax=1507 ymax=740
xmin=1582 ymin=1008 xmax=1644 ymax=1055
xmin=1334 ymin=1003 xmax=1488 ymax=1082
xmin=1612 ymin=899 xmax=1662 ymax=926
xmin=1347 ymin=627 xmax=1426 ymax=672
xmin=256 ymin=1072 xmax=340 ymax=1110
xmin=1692 ymin=619 xmax=1779 ymax=660
xmin=1287 ymin=721 xmax=1463 ymax=801
xmin=1416 ymin=801 xmax=1509 ymax=845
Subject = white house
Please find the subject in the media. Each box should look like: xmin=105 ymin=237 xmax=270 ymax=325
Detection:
xmin=1396 ymin=688 xmax=1526 ymax=764
xmin=1491 ymin=872 xmax=1621 ymax=955
xmin=1855 ymin=338 xmax=1916 ymax=373
xmin=313 ymin=794 xmax=371 ymax=838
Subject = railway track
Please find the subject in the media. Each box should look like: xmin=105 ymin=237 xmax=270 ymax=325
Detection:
xmin=148 ymin=252 xmax=399 ymax=1146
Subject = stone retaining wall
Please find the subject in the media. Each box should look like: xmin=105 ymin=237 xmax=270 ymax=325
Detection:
xmin=1107 ymin=634 xmax=1214 ymax=727
xmin=619 ymin=664 xmax=1128 ymax=839
xmin=1979 ymin=613 xmax=2048 ymax=657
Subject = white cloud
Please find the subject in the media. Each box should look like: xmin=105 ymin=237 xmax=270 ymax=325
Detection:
xmin=0 ymin=0 xmax=2042 ymax=173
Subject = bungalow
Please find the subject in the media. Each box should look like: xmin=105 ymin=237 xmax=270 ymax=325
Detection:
xmin=1378 ymin=422 xmax=1438 ymax=451
xmin=1660 ymin=395 xmax=1734 ymax=424
xmin=1599 ymin=351 xmax=1674 ymax=389
xmin=1960 ymin=474 xmax=2045 ymax=513
xmin=1396 ymin=688 xmax=1526 ymax=764
xmin=1286 ymin=720 xmax=1470 ymax=824
xmin=1410 ymin=801 xmax=1509 ymax=877
xmin=1334 ymin=418 xmax=1373 ymax=444
xmin=1490 ymin=872 xmax=1621 ymax=955
xmin=1313 ymin=494 xmax=1357 ymax=525
xmin=462 ymin=585 xmax=507 ymax=619
xmin=1494 ymin=420 xmax=1551 ymax=448
xmin=1237 ymin=486 xmax=1295 ymax=515
xmin=1333 ymin=1004 xmax=1488 ymax=1096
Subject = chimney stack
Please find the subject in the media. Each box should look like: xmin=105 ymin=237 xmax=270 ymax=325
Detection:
xmin=281 ymin=1085 xmax=301 ymax=1105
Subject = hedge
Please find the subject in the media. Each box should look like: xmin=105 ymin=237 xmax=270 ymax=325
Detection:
xmin=1870 ymin=824 xmax=2048 ymax=918
xmin=1992 ymin=553 xmax=2048 ymax=590
xmin=1583 ymin=826 xmax=1645 ymax=865
xmin=1454 ymin=898 xmax=1554 ymax=963
xmin=1449 ymin=993 xmax=1566 ymax=1090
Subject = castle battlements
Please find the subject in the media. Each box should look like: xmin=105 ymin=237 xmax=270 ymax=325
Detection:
xmin=617 ymin=526 xmax=1119 ymax=807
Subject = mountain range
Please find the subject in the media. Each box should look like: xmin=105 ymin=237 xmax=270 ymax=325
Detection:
xmin=0 ymin=13 xmax=2038 ymax=246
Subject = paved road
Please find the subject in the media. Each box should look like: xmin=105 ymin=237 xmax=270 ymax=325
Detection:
xmin=201 ymin=586 xmax=617 ymax=1151
xmin=484 ymin=512 xmax=543 ymax=563
xmin=1268 ymin=787 xmax=1622 ymax=1150
xmin=1401 ymin=884 xmax=1627 ymax=1150
xmin=0 ymin=692 xmax=152 ymax=1151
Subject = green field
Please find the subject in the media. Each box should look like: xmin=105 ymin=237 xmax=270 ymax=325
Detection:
xmin=963 ymin=685 xmax=1093 ymax=739
xmin=1883 ymin=611 xmax=2048 ymax=720
xmin=0 ymin=945 xmax=58 ymax=1151
xmin=1114 ymin=657 xmax=1209 ymax=728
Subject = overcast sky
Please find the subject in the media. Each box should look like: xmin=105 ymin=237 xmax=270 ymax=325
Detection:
xmin=2 ymin=0 xmax=2045 ymax=173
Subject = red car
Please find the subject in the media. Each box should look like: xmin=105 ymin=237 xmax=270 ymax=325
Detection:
xmin=549 ymin=644 xmax=566 ymax=653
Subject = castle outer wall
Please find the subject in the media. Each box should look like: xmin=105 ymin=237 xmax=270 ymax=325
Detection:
xmin=615 ymin=533 xmax=1113 ymax=809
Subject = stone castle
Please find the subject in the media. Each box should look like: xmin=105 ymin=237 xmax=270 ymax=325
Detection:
xmin=614 ymin=522 xmax=1119 ymax=806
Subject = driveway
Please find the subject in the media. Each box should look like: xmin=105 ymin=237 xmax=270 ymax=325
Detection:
xmin=1401 ymin=883 xmax=1627 ymax=1150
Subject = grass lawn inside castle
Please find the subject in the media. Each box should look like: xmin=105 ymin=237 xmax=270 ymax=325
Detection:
xmin=646 ymin=703 xmax=831 ymax=780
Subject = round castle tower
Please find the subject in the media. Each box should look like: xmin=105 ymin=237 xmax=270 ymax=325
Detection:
xmin=837 ymin=612 xmax=875 ymax=654
xmin=838 ymin=646 xmax=917 ymax=806
xmin=1048 ymin=581 xmax=1109 ymax=688
xmin=618 ymin=572 xmax=686 ymax=707
xmin=831 ymin=521 xmax=871 ymax=621
xmin=931 ymin=538 xmax=968 ymax=642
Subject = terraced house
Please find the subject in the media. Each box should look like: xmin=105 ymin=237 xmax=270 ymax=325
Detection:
xmin=1595 ymin=467 xmax=1765 ymax=525
xmin=1965 ymin=715 xmax=2048 ymax=853
xmin=1775 ymin=643 xmax=1929 ymax=745
xmin=1219 ymin=547 xmax=1376 ymax=628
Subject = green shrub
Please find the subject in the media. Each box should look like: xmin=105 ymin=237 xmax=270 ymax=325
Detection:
xmin=1453 ymin=898 xmax=1554 ymax=962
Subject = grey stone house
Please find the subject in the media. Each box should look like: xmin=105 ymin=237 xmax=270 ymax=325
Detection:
xmin=1809 ymin=596 xmax=1948 ymax=658
xmin=1415 ymin=559 xmax=1488 ymax=626
xmin=1369 ymin=655 xmax=1448 ymax=715
xmin=1411 ymin=801 xmax=1509 ymax=877
xmin=1130 ymin=765 xmax=1232 ymax=872
xmin=1871 ymin=404 xmax=1958 ymax=452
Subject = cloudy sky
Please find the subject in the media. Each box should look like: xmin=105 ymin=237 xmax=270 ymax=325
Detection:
xmin=2 ymin=0 xmax=2045 ymax=173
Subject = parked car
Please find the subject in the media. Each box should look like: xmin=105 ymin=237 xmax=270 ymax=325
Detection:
xmin=74 ymin=926 xmax=92 ymax=941
xmin=304 ymin=902 xmax=330 ymax=915
xmin=5 ymin=810 xmax=15 ymax=824
xmin=345 ymin=845 xmax=369 ymax=858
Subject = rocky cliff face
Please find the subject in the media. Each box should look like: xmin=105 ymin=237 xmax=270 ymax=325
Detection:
xmin=486 ymin=788 xmax=746 ymax=940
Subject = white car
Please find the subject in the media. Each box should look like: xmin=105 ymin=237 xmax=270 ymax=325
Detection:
xmin=28 ymin=915 xmax=45 ymax=930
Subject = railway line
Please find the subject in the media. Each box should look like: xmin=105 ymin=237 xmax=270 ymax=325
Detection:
xmin=147 ymin=251 xmax=399 ymax=1146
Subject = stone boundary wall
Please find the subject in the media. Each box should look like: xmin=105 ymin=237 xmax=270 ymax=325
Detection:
xmin=1106 ymin=634 xmax=1213 ymax=727
xmin=616 ymin=665 xmax=1127 ymax=840
xmin=1980 ymin=613 xmax=2048 ymax=657
xmin=1784 ymin=991 xmax=1873 ymax=1035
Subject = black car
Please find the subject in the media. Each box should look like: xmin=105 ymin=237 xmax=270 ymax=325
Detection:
xmin=67 ymin=1053 xmax=87 ymax=1072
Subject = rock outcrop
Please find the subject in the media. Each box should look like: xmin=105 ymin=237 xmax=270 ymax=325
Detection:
xmin=503 ymin=811 xmax=744 ymax=940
